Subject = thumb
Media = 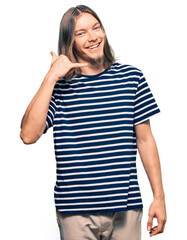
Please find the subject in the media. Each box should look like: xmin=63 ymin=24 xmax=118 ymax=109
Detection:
xmin=50 ymin=51 xmax=57 ymax=65
xmin=147 ymin=214 xmax=153 ymax=232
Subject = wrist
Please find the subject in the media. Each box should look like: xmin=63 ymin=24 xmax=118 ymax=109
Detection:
xmin=44 ymin=71 xmax=59 ymax=86
xmin=153 ymin=191 xmax=165 ymax=200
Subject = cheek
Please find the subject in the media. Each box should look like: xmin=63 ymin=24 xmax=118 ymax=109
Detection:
xmin=99 ymin=30 xmax=105 ymax=39
xmin=74 ymin=38 xmax=85 ymax=51
xmin=98 ymin=32 xmax=106 ymax=47
xmin=100 ymin=35 xmax=106 ymax=49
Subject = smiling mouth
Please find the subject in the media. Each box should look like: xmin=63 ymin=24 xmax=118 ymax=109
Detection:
xmin=86 ymin=42 xmax=101 ymax=49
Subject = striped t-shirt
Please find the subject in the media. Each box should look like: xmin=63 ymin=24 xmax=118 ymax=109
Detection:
xmin=45 ymin=62 xmax=160 ymax=214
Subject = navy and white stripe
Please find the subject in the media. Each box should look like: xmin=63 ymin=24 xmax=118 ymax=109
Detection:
xmin=45 ymin=62 xmax=160 ymax=214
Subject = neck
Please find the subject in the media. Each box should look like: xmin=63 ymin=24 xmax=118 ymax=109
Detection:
xmin=81 ymin=63 xmax=105 ymax=75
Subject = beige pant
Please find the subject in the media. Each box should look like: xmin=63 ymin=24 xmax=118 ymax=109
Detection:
xmin=56 ymin=209 xmax=143 ymax=240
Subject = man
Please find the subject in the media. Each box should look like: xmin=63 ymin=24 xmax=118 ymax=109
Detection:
xmin=20 ymin=5 xmax=166 ymax=240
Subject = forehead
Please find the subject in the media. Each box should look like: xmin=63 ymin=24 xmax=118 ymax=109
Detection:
xmin=75 ymin=13 xmax=99 ymax=31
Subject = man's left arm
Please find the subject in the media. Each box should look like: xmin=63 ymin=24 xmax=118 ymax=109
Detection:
xmin=135 ymin=120 xmax=167 ymax=237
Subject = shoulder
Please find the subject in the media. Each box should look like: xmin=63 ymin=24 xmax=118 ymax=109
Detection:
xmin=108 ymin=62 xmax=143 ymax=80
xmin=110 ymin=62 xmax=142 ymax=75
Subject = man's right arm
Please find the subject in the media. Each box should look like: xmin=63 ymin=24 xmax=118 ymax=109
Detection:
xmin=20 ymin=52 xmax=88 ymax=144
xmin=20 ymin=73 xmax=56 ymax=144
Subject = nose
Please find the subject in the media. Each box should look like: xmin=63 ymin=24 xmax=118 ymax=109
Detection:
xmin=87 ymin=30 xmax=98 ymax=42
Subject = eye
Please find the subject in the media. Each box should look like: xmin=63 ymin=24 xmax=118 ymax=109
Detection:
xmin=75 ymin=32 xmax=85 ymax=37
xmin=93 ymin=25 xmax=101 ymax=30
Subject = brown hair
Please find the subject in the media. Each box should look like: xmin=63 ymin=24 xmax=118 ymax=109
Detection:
xmin=58 ymin=5 xmax=115 ymax=79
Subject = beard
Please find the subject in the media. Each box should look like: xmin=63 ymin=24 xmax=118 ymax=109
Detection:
xmin=73 ymin=46 xmax=105 ymax=69
xmin=88 ymin=55 xmax=105 ymax=68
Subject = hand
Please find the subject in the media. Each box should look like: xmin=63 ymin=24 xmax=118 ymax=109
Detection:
xmin=48 ymin=51 xmax=88 ymax=82
xmin=147 ymin=197 xmax=167 ymax=237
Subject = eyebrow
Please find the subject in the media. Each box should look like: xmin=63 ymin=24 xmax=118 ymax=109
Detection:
xmin=75 ymin=21 xmax=100 ymax=33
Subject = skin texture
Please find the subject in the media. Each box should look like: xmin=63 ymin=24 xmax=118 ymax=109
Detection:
xmin=135 ymin=120 xmax=167 ymax=237
xmin=20 ymin=12 xmax=167 ymax=237
xmin=74 ymin=13 xmax=106 ymax=75
xmin=20 ymin=54 xmax=87 ymax=144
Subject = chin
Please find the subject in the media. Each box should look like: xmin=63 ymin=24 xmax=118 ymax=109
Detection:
xmin=88 ymin=56 xmax=104 ymax=66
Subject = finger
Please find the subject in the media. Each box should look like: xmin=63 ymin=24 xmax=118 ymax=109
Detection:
xmin=72 ymin=62 xmax=88 ymax=68
xmin=149 ymin=226 xmax=158 ymax=237
xmin=50 ymin=51 xmax=57 ymax=65
xmin=150 ymin=222 xmax=164 ymax=237
xmin=162 ymin=220 xmax=166 ymax=232
xmin=149 ymin=226 xmax=157 ymax=234
xmin=157 ymin=219 xmax=165 ymax=233
xmin=147 ymin=214 xmax=153 ymax=232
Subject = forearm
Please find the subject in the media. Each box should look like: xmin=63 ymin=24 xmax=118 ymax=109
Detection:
xmin=135 ymin=121 xmax=166 ymax=236
xmin=137 ymin=135 xmax=164 ymax=199
xmin=20 ymin=51 xmax=88 ymax=144
xmin=20 ymin=73 xmax=56 ymax=144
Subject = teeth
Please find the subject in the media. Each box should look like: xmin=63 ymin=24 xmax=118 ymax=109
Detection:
xmin=89 ymin=44 xmax=99 ymax=49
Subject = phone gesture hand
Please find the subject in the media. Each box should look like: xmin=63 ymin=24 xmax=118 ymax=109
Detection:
xmin=49 ymin=51 xmax=87 ymax=82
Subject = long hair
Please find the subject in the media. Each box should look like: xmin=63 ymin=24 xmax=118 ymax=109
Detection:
xmin=58 ymin=5 xmax=115 ymax=79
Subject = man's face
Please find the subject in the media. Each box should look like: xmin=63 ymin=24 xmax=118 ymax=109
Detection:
xmin=73 ymin=13 xmax=106 ymax=65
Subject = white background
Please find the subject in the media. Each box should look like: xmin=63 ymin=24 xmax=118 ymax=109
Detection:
xmin=0 ymin=0 xmax=186 ymax=239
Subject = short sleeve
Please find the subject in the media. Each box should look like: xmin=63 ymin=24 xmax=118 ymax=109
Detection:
xmin=44 ymin=95 xmax=56 ymax=133
xmin=134 ymin=72 xmax=160 ymax=126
